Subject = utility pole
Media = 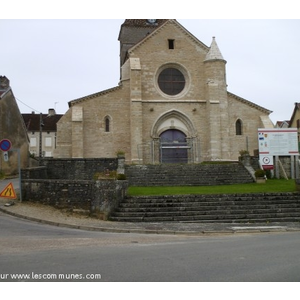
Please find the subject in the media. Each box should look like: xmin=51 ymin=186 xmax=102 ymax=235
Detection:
xmin=39 ymin=113 xmax=44 ymax=165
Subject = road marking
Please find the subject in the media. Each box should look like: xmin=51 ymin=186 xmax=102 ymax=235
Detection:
xmin=231 ymin=226 xmax=286 ymax=230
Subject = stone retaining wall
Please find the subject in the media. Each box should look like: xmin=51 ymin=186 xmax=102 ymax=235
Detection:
xmin=21 ymin=158 xmax=127 ymax=219
xmin=42 ymin=158 xmax=118 ymax=180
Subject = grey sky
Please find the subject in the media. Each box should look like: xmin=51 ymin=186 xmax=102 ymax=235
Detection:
xmin=1 ymin=18 xmax=300 ymax=125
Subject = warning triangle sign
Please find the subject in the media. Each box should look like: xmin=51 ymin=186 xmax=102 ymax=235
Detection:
xmin=0 ymin=182 xmax=17 ymax=199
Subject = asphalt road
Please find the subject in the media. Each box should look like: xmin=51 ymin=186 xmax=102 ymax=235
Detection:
xmin=0 ymin=178 xmax=19 ymax=189
xmin=1 ymin=211 xmax=300 ymax=282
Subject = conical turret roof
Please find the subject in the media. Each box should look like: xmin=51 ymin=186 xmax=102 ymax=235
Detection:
xmin=204 ymin=37 xmax=225 ymax=61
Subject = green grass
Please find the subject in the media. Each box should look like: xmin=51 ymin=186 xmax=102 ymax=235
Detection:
xmin=128 ymin=179 xmax=297 ymax=196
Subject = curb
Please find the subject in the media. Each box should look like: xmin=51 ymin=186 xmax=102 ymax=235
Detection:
xmin=1 ymin=206 xmax=300 ymax=236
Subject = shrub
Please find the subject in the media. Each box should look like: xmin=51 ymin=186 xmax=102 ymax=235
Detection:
xmin=93 ymin=170 xmax=126 ymax=180
xmin=116 ymin=150 xmax=125 ymax=157
xmin=117 ymin=174 xmax=127 ymax=180
xmin=239 ymin=150 xmax=249 ymax=156
xmin=93 ymin=170 xmax=117 ymax=180
xmin=255 ymin=169 xmax=266 ymax=178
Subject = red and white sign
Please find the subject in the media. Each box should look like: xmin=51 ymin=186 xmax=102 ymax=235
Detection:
xmin=258 ymin=128 xmax=299 ymax=156
xmin=0 ymin=139 xmax=12 ymax=152
xmin=259 ymin=155 xmax=274 ymax=170
xmin=258 ymin=128 xmax=299 ymax=170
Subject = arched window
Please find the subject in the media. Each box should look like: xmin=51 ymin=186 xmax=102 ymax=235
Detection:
xmin=105 ymin=116 xmax=110 ymax=132
xmin=236 ymin=119 xmax=243 ymax=135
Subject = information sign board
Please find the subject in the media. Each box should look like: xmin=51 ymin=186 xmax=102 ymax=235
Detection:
xmin=258 ymin=128 xmax=299 ymax=156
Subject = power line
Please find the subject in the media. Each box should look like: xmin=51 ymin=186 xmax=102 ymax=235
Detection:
xmin=15 ymin=97 xmax=41 ymax=114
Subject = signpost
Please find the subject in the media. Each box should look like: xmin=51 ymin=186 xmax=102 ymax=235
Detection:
xmin=258 ymin=128 xmax=299 ymax=156
xmin=0 ymin=139 xmax=22 ymax=202
xmin=0 ymin=182 xmax=16 ymax=199
xmin=0 ymin=139 xmax=12 ymax=152
xmin=260 ymin=155 xmax=274 ymax=170
xmin=3 ymin=151 xmax=8 ymax=162
xmin=258 ymin=128 xmax=299 ymax=178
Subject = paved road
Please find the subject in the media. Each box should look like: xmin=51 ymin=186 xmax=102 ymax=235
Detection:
xmin=0 ymin=178 xmax=19 ymax=190
xmin=1 ymin=211 xmax=300 ymax=282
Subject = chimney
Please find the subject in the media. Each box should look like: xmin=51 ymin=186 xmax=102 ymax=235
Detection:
xmin=48 ymin=108 xmax=56 ymax=116
xmin=0 ymin=76 xmax=10 ymax=90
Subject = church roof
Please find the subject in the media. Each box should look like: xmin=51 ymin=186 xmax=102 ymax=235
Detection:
xmin=228 ymin=91 xmax=272 ymax=115
xmin=127 ymin=19 xmax=209 ymax=56
xmin=68 ymin=86 xmax=122 ymax=107
xmin=121 ymin=19 xmax=168 ymax=28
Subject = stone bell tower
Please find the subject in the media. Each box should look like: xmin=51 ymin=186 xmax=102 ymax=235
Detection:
xmin=204 ymin=37 xmax=230 ymax=160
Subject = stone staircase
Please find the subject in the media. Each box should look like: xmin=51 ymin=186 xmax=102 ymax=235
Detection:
xmin=125 ymin=162 xmax=254 ymax=186
xmin=109 ymin=193 xmax=300 ymax=223
xmin=112 ymin=162 xmax=300 ymax=223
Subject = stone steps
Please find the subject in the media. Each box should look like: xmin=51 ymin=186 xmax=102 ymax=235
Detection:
xmin=112 ymin=163 xmax=300 ymax=223
xmin=109 ymin=193 xmax=300 ymax=223
xmin=125 ymin=162 xmax=254 ymax=186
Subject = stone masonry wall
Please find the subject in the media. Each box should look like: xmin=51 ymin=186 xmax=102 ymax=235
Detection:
xmin=41 ymin=158 xmax=118 ymax=180
xmin=54 ymin=20 xmax=273 ymax=163
xmin=22 ymin=179 xmax=128 ymax=220
xmin=21 ymin=157 xmax=127 ymax=219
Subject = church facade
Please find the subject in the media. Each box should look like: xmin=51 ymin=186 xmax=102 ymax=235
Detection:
xmin=55 ymin=19 xmax=274 ymax=164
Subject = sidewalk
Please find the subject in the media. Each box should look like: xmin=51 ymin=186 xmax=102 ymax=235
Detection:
xmin=1 ymin=198 xmax=300 ymax=235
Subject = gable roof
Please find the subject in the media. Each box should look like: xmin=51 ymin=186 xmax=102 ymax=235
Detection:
xmin=275 ymin=120 xmax=290 ymax=128
xmin=127 ymin=19 xmax=209 ymax=56
xmin=22 ymin=112 xmax=63 ymax=131
xmin=288 ymin=102 xmax=300 ymax=126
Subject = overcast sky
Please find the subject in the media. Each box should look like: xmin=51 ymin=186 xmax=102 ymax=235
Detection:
xmin=1 ymin=8 xmax=300 ymax=125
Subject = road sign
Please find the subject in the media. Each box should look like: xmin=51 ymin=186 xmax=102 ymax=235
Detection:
xmin=0 ymin=182 xmax=16 ymax=199
xmin=260 ymin=155 xmax=274 ymax=170
xmin=0 ymin=139 xmax=12 ymax=152
xmin=3 ymin=151 xmax=8 ymax=162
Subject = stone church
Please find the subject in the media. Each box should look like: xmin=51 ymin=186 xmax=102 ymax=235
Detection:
xmin=55 ymin=19 xmax=274 ymax=164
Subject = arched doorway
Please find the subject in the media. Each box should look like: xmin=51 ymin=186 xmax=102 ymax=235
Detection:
xmin=160 ymin=129 xmax=188 ymax=163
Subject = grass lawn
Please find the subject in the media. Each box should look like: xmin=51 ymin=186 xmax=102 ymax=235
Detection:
xmin=128 ymin=179 xmax=297 ymax=196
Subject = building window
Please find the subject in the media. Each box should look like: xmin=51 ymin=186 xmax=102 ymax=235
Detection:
xmin=30 ymin=137 xmax=37 ymax=147
xmin=45 ymin=151 xmax=52 ymax=157
xmin=45 ymin=137 xmax=52 ymax=147
xmin=168 ymin=39 xmax=174 ymax=49
xmin=158 ymin=68 xmax=185 ymax=96
xmin=105 ymin=116 xmax=110 ymax=132
xmin=236 ymin=119 xmax=243 ymax=135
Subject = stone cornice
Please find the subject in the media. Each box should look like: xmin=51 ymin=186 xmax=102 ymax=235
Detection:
xmin=68 ymin=86 xmax=122 ymax=107
xmin=228 ymin=91 xmax=272 ymax=114
xmin=132 ymin=99 xmax=207 ymax=103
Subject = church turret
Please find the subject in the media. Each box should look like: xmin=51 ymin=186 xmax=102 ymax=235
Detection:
xmin=204 ymin=37 xmax=230 ymax=160
xmin=204 ymin=37 xmax=227 ymax=86
xmin=204 ymin=37 xmax=225 ymax=61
